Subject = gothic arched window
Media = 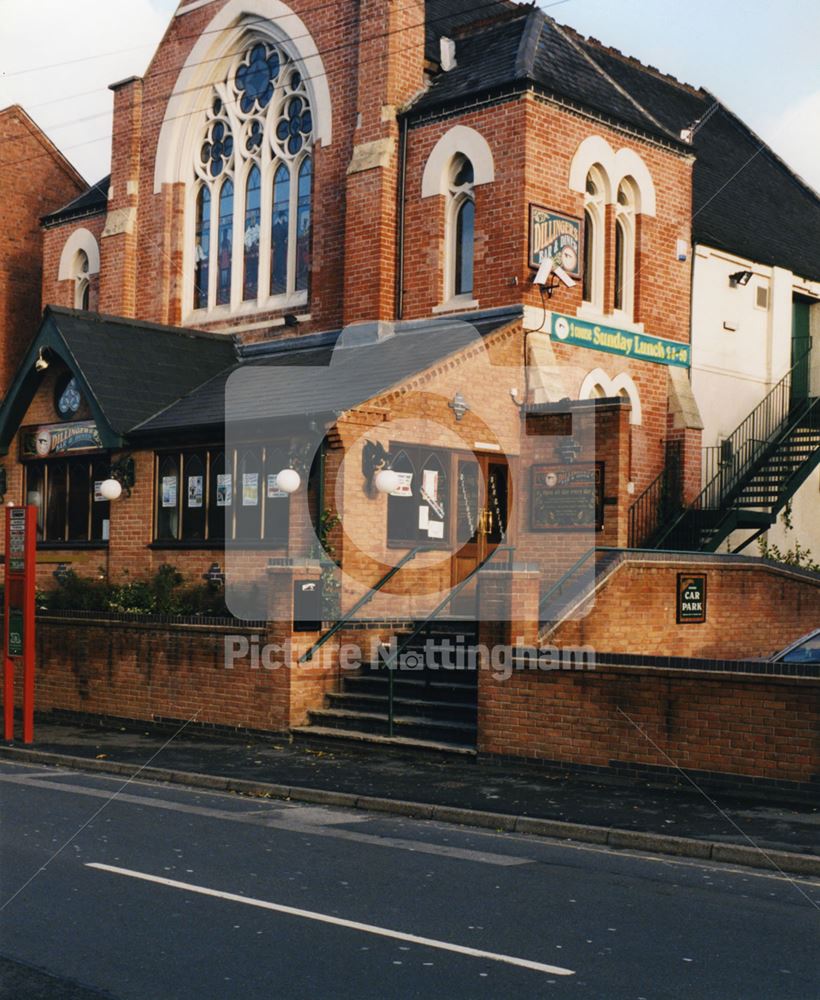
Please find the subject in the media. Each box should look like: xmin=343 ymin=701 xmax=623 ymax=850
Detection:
xmin=447 ymin=154 xmax=475 ymax=301
xmin=191 ymin=41 xmax=314 ymax=315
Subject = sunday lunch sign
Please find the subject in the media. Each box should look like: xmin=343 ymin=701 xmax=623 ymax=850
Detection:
xmin=550 ymin=313 xmax=691 ymax=368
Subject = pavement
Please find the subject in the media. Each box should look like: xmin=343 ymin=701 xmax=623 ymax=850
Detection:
xmin=1 ymin=717 xmax=818 ymax=875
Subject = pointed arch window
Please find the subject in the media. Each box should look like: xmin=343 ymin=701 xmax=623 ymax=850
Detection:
xmin=614 ymin=179 xmax=636 ymax=319
xmin=582 ymin=169 xmax=605 ymax=309
xmin=74 ymin=250 xmax=90 ymax=310
xmin=445 ymin=155 xmax=475 ymax=302
xmin=190 ymin=40 xmax=314 ymax=315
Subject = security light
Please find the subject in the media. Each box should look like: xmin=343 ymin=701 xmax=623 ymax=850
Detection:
xmin=729 ymin=270 xmax=753 ymax=287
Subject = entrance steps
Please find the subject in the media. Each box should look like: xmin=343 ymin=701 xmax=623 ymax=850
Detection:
xmin=297 ymin=622 xmax=480 ymax=749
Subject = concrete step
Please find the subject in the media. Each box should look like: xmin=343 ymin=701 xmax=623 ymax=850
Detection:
xmin=348 ymin=672 xmax=477 ymax=701
xmin=305 ymin=707 xmax=476 ymax=745
xmin=291 ymin=726 xmax=477 ymax=755
xmin=326 ymin=690 xmax=477 ymax=723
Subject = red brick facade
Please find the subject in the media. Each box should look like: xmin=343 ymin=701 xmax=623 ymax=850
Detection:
xmin=0 ymin=106 xmax=85 ymax=390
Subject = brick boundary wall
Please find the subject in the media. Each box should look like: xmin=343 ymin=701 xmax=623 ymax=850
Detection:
xmin=478 ymin=662 xmax=819 ymax=796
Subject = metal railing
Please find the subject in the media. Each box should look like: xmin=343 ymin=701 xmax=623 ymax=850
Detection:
xmin=298 ymin=545 xmax=427 ymax=663
xmin=380 ymin=544 xmax=514 ymax=736
xmin=655 ymin=343 xmax=812 ymax=550
xmin=627 ymin=440 xmax=682 ymax=548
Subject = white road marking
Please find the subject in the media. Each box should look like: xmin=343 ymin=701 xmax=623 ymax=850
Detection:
xmin=86 ymin=863 xmax=575 ymax=976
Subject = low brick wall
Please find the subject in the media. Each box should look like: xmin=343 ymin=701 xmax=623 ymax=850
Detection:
xmin=478 ymin=661 xmax=819 ymax=791
xmin=549 ymin=556 xmax=820 ymax=659
xmin=2 ymin=614 xmax=339 ymax=734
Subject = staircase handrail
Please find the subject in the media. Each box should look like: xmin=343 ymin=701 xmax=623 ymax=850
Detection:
xmin=539 ymin=546 xmax=597 ymax=620
xmin=298 ymin=545 xmax=428 ymax=663
xmin=380 ymin=544 xmax=515 ymax=736
xmin=655 ymin=342 xmax=812 ymax=548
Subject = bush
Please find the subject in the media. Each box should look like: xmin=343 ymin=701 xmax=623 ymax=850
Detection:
xmin=43 ymin=564 xmax=237 ymax=617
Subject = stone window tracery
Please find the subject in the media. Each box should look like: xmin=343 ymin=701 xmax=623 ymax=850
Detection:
xmin=191 ymin=39 xmax=313 ymax=315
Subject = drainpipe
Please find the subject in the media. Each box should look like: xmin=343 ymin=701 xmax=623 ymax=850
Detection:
xmin=395 ymin=115 xmax=409 ymax=320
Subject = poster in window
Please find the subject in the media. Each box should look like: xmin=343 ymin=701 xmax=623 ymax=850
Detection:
xmin=530 ymin=462 xmax=603 ymax=531
xmin=216 ymin=473 xmax=232 ymax=507
xmin=187 ymin=475 xmax=204 ymax=508
xmin=93 ymin=481 xmax=105 ymax=503
xmin=267 ymin=473 xmax=287 ymax=499
xmin=242 ymin=472 xmax=259 ymax=507
xmin=421 ymin=469 xmax=444 ymax=519
xmin=389 ymin=472 xmax=413 ymax=497
xmin=162 ymin=476 xmax=178 ymax=508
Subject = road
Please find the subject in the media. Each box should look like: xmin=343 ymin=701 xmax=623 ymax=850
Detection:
xmin=0 ymin=759 xmax=817 ymax=999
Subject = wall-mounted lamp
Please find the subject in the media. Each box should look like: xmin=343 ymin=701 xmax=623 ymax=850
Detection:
xmin=362 ymin=440 xmax=393 ymax=498
xmin=729 ymin=270 xmax=753 ymax=287
xmin=374 ymin=468 xmax=401 ymax=494
xmin=275 ymin=468 xmax=301 ymax=494
xmin=202 ymin=562 xmax=225 ymax=589
xmin=34 ymin=348 xmax=50 ymax=373
xmin=99 ymin=455 xmax=136 ymax=500
xmin=448 ymin=391 xmax=470 ymax=422
xmin=556 ymin=437 xmax=582 ymax=464
xmin=533 ymin=256 xmax=576 ymax=298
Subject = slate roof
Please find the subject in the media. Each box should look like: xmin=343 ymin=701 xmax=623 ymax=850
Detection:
xmin=412 ymin=8 xmax=678 ymax=144
xmin=424 ymin=0 xmax=517 ymax=62
xmin=133 ymin=306 xmax=523 ymax=436
xmin=417 ymin=4 xmax=820 ymax=281
xmin=41 ymin=175 xmax=110 ymax=227
xmin=577 ymin=36 xmax=820 ymax=282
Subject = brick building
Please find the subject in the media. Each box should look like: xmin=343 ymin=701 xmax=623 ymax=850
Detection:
xmin=0 ymin=0 xmax=817 ymax=759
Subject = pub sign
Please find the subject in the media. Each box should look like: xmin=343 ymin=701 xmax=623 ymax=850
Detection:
xmin=20 ymin=420 xmax=103 ymax=459
xmin=529 ymin=206 xmax=582 ymax=278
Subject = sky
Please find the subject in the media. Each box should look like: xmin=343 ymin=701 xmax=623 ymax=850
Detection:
xmin=0 ymin=0 xmax=818 ymax=192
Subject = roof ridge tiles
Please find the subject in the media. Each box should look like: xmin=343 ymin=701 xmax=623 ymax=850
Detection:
xmin=514 ymin=7 xmax=545 ymax=79
xmin=547 ymin=16 xmax=679 ymax=142
xmin=45 ymin=305 xmax=242 ymax=348
xmin=561 ymin=24 xmax=705 ymax=97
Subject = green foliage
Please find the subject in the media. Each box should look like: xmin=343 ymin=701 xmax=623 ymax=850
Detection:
xmin=757 ymin=504 xmax=820 ymax=572
xmin=44 ymin=564 xmax=233 ymax=617
xmin=311 ymin=507 xmax=341 ymax=619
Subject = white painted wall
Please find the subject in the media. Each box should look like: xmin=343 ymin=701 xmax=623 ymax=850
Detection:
xmin=690 ymin=245 xmax=820 ymax=557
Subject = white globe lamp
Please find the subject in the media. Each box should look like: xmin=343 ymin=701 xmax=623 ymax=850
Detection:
xmin=276 ymin=468 xmax=301 ymax=494
xmin=374 ymin=468 xmax=401 ymax=495
xmin=99 ymin=478 xmax=123 ymax=501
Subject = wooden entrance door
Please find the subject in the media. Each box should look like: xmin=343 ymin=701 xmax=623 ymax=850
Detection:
xmin=451 ymin=454 xmax=510 ymax=611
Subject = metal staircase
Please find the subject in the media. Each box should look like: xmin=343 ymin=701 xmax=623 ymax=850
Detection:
xmin=650 ymin=346 xmax=819 ymax=553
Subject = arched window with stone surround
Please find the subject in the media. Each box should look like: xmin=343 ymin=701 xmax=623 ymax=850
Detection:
xmin=191 ymin=40 xmax=314 ymax=315
xmin=582 ymin=167 xmax=605 ymax=309
xmin=614 ymin=178 xmax=637 ymax=319
xmin=74 ymin=250 xmax=91 ymax=310
xmin=447 ymin=154 xmax=475 ymax=301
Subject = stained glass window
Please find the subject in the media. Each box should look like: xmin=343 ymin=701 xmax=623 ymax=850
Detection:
xmin=243 ymin=166 xmax=261 ymax=300
xmin=271 ymin=164 xmax=290 ymax=296
xmin=296 ymin=157 xmax=311 ymax=292
xmin=191 ymin=38 xmax=313 ymax=312
xmin=194 ymin=187 xmax=210 ymax=310
xmin=217 ymin=179 xmax=233 ymax=306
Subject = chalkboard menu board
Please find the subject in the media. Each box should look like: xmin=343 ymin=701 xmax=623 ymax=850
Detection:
xmin=531 ymin=462 xmax=603 ymax=531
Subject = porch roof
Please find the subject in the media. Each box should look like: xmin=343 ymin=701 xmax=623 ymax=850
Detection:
xmin=132 ymin=306 xmax=523 ymax=437
xmin=0 ymin=307 xmax=238 ymax=454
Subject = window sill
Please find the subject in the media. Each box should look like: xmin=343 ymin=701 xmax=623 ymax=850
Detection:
xmin=149 ymin=541 xmax=289 ymax=551
xmin=36 ymin=542 xmax=109 ymax=550
xmin=576 ymin=303 xmax=644 ymax=334
xmin=185 ymin=291 xmax=309 ymax=327
xmin=432 ymin=296 xmax=479 ymax=316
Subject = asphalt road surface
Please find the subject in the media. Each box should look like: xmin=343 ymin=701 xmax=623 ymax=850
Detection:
xmin=0 ymin=760 xmax=817 ymax=999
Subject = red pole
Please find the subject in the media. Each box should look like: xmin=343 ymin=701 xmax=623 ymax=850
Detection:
xmin=4 ymin=507 xmax=14 ymax=741
xmin=22 ymin=505 xmax=36 ymax=744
